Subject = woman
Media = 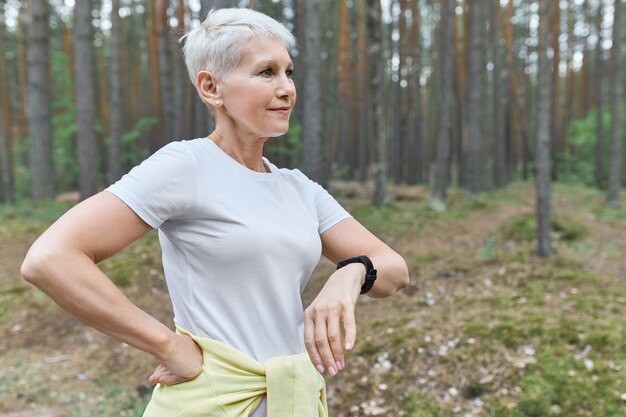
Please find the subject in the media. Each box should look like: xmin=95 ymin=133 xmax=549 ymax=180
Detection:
xmin=21 ymin=8 xmax=409 ymax=417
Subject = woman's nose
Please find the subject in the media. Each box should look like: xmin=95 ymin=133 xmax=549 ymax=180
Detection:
xmin=276 ymin=74 xmax=296 ymax=98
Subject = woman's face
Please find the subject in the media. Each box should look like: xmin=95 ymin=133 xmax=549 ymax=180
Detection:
xmin=217 ymin=36 xmax=296 ymax=138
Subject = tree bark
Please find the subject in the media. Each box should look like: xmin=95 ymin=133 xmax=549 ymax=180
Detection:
xmin=536 ymin=0 xmax=553 ymax=257
xmin=0 ymin=13 xmax=14 ymax=203
xmin=27 ymin=0 xmax=54 ymax=199
xmin=550 ymin=0 xmax=561 ymax=179
xmin=580 ymin=0 xmax=591 ymax=119
xmin=156 ymin=0 xmax=176 ymax=143
xmin=17 ymin=2 xmax=29 ymax=150
xmin=606 ymin=0 xmax=622 ymax=206
xmin=391 ymin=0 xmax=405 ymax=184
xmin=408 ymin=0 xmax=423 ymax=185
xmin=0 ymin=116 xmax=12 ymax=204
xmin=491 ymin=0 xmax=506 ymax=187
xmin=109 ymin=0 xmax=124 ymax=183
xmin=148 ymin=0 xmax=164 ymax=151
xmin=356 ymin=0 xmax=369 ymax=182
xmin=302 ymin=0 xmax=323 ymax=184
xmin=466 ymin=0 xmax=485 ymax=196
xmin=368 ymin=0 xmax=388 ymax=206
xmin=430 ymin=0 xmax=455 ymax=212
xmin=337 ymin=0 xmax=352 ymax=178
xmin=595 ymin=0 xmax=605 ymax=189
xmin=74 ymin=0 xmax=99 ymax=200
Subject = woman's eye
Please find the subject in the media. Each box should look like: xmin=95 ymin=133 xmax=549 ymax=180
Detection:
xmin=286 ymin=69 xmax=294 ymax=78
xmin=260 ymin=68 xmax=273 ymax=77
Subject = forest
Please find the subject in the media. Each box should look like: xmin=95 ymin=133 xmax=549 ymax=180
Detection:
xmin=1 ymin=1 xmax=626 ymax=417
xmin=0 ymin=0 xmax=622 ymax=204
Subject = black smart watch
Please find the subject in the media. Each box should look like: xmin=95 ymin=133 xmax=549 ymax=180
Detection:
xmin=336 ymin=255 xmax=377 ymax=294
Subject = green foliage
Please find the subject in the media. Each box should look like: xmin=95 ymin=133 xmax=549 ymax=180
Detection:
xmin=516 ymin=375 xmax=555 ymax=417
xmin=266 ymin=117 xmax=303 ymax=166
xmin=116 ymin=117 xmax=156 ymax=167
xmin=401 ymin=392 xmax=446 ymax=416
xmin=591 ymin=205 xmax=626 ymax=224
xmin=558 ymin=107 xmax=613 ymax=187
xmin=51 ymin=50 xmax=78 ymax=193
xmin=0 ymin=199 xmax=73 ymax=224
xmin=498 ymin=214 xmax=588 ymax=243
xmin=478 ymin=236 xmax=498 ymax=261
xmin=12 ymin=137 xmax=31 ymax=201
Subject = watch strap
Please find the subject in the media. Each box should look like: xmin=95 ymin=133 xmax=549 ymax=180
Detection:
xmin=336 ymin=255 xmax=378 ymax=294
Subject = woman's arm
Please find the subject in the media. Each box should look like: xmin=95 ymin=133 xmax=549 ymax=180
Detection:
xmin=304 ymin=217 xmax=409 ymax=377
xmin=320 ymin=217 xmax=410 ymax=297
xmin=21 ymin=191 xmax=202 ymax=384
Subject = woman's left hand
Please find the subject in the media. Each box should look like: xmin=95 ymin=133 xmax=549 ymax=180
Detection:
xmin=304 ymin=263 xmax=364 ymax=377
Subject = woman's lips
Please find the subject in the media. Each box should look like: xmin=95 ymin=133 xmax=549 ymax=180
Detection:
xmin=269 ymin=108 xmax=290 ymax=116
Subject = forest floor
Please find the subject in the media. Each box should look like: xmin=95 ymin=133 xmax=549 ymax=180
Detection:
xmin=0 ymin=181 xmax=625 ymax=417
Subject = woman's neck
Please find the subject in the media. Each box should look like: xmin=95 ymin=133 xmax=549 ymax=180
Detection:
xmin=208 ymin=129 xmax=269 ymax=173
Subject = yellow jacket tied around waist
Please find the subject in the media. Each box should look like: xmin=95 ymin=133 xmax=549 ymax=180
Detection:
xmin=142 ymin=328 xmax=329 ymax=417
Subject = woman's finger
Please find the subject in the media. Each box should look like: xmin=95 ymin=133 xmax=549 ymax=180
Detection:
xmin=304 ymin=309 xmax=324 ymax=374
xmin=326 ymin=310 xmax=344 ymax=371
xmin=158 ymin=372 xmax=190 ymax=386
xmin=148 ymin=366 xmax=167 ymax=385
xmin=341 ymin=302 xmax=357 ymax=352
xmin=313 ymin=310 xmax=336 ymax=376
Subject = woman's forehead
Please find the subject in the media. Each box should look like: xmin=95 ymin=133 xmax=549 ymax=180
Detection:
xmin=238 ymin=38 xmax=293 ymax=67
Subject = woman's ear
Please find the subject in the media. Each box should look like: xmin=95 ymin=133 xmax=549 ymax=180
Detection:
xmin=197 ymin=71 xmax=222 ymax=108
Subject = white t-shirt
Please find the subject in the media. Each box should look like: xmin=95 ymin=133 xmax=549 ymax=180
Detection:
xmin=106 ymin=138 xmax=352 ymax=416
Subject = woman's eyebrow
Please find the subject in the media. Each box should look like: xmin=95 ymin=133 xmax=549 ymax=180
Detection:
xmin=255 ymin=59 xmax=294 ymax=68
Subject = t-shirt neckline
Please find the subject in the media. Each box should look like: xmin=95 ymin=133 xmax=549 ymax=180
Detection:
xmin=204 ymin=138 xmax=277 ymax=181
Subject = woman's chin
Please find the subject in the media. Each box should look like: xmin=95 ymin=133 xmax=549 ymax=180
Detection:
xmin=267 ymin=127 xmax=290 ymax=137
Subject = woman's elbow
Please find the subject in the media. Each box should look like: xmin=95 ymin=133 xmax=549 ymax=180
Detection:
xmin=21 ymin=245 xmax=58 ymax=287
xmin=373 ymin=254 xmax=410 ymax=298
xmin=393 ymin=256 xmax=410 ymax=292
xmin=398 ymin=257 xmax=410 ymax=289
xmin=21 ymin=250 xmax=45 ymax=285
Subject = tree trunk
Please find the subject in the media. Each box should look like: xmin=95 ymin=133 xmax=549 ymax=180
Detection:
xmin=148 ymin=0 xmax=163 ymax=151
xmin=550 ymin=0 xmax=561 ymax=179
xmin=176 ymin=0 xmax=191 ymax=140
xmin=0 ymin=116 xmax=12 ymax=204
xmin=595 ymin=0 xmax=605 ymax=189
xmin=109 ymin=0 xmax=124 ymax=183
xmin=17 ymin=2 xmax=29 ymax=151
xmin=536 ymin=0 xmax=553 ymax=257
xmin=563 ymin=3 xmax=574 ymax=151
xmin=580 ymin=0 xmax=591 ymax=119
xmin=192 ymin=0 xmax=215 ymax=140
xmin=156 ymin=0 xmax=176 ymax=143
xmin=302 ymin=0 xmax=323 ymax=184
xmin=0 ymin=13 xmax=14 ymax=203
xmin=466 ymin=0 xmax=485 ymax=196
xmin=430 ymin=0 xmax=455 ymax=212
xmin=391 ymin=1 xmax=402 ymax=184
xmin=454 ymin=5 xmax=467 ymax=186
xmin=606 ymin=0 xmax=622 ymax=206
xmin=321 ymin=0 xmax=337 ymax=178
xmin=27 ymin=0 xmax=54 ymax=199
xmin=356 ymin=0 xmax=369 ymax=182
xmin=74 ymin=0 xmax=98 ymax=200
xmin=491 ymin=0 xmax=506 ymax=187
xmin=408 ymin=0 xmax=423 ymax=185
xmin=368 ymin=0 xmax=388 ymax=206
xmin=337 ymin=0 xmax=352 ymax=178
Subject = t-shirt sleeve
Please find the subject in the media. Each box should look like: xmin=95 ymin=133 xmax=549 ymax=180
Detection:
xmin=105 ymin=141 xmax=197 ymax=229
xmin=295 ymin=170 xmax=352 ymax=234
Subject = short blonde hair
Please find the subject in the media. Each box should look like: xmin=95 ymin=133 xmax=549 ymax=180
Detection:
xmin=181 ymin=8 xmax=296 ymax=88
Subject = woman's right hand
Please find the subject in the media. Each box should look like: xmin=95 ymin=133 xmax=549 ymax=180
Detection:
xmin=148 ymin=333 xmax=204 ymax=386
